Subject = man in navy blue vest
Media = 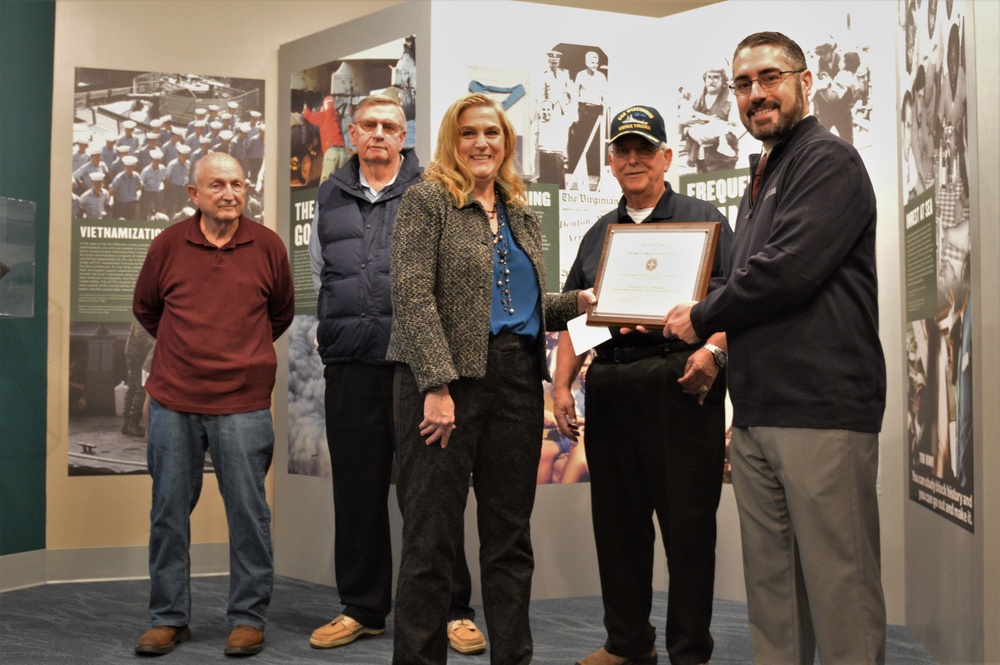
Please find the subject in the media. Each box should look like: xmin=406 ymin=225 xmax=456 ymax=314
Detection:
xmin=307 ymin=95 xmax=485 ymax=656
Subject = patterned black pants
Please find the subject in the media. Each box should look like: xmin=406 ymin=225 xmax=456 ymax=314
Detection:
xmin=392 ymin=334 xmax=542 ymax=665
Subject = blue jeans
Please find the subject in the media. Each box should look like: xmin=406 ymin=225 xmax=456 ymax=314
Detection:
xmin=146 ymin=398 xmax=274 ymax=630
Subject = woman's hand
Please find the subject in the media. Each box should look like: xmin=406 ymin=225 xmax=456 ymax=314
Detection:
xmin=421 ymin=386 xmax=456 ymax=448
xmin=577 ymin=288 xmax=597 ymax=314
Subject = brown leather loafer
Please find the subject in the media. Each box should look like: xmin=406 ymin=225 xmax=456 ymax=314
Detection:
xmin=575 ymin=646 xmax=658 ymax=665
xmin=447 ymin=618 xmax=487 ymax=655
xmin=225 ymin=625 xmax=264 ymax=657
xmin=135 ymin=625 xmax=191 ymax=656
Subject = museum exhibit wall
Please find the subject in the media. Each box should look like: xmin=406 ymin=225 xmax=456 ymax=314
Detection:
xmin=272 ymin=0 xmax=906 ymax=617
xmin=7 ymin=0 xmax=402 ymax=590
xmin=901 ymin=2 xmax=1000 ymax=662
xmin=0 ymin=1 xmax=994 ymax=662
xmin=0 ymin=0 xmax=54 ymax=562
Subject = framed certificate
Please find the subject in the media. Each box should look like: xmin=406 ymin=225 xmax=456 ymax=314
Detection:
xmin=586 ymin=222 xmax=720 ymax=328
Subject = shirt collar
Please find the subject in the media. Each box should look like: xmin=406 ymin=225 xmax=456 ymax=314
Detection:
xmin=185 ymin=211 xmax=254 ymax=249
xmin=358 ymin=155 xmax=403 ymax=203
xmin=616 ymin=182 xmax=675 ymax=223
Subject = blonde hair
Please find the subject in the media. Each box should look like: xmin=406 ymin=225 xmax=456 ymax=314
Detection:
xmin=424 ymin=93 xmax=526 ymax=207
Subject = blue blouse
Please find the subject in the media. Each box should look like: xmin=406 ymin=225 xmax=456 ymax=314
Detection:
xmin=490 ymin=200 xmax=541 ymax=338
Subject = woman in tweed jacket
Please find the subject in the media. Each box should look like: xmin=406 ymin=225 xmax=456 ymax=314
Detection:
xmin=387 ymin=94 xmax=593 ymax=665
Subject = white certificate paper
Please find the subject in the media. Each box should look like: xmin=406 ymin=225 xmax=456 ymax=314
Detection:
xmin=587 ymin=222 xmax=719 ymax=329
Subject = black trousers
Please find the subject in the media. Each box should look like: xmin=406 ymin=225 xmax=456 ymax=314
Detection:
xmin=585 ymin=350 xmax=725 ymax=665
xmin=114 ymin=199 xmax=139 ymax=221
xmin=538 ymin=151 xmax=565 ymax=187
xmin=324 ymin=363 xmax=474 ymax=630
xmin=392 ymin=334 xmax=542 ymax=665
xmin=165 ymin=184 xmax=187 ymax=218
xmin=122 ymin=325 xmax=153 ymax=433
xmin=568 ymin=102 xmax=604 ymax=175
xmin=141 ymin=190 xmax=163 ymax=218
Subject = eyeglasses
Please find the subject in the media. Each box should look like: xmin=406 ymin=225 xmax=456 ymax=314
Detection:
xmin=355 ymin=120 xmax=403 ymax=136
xmin=608 ymin=143 xmax=661 ymax=160
xmin=729 ymin=69 xmax=805 ymax=97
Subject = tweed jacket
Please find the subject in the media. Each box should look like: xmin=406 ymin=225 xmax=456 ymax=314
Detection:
xmin=386 ymin=179 xmax=579 ymax=392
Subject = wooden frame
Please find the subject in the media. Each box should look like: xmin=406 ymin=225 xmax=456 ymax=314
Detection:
xmin=586 ymin=222 xmax=720 ymax=329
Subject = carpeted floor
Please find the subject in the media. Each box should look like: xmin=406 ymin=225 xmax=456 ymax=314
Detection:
xmin=0 ymin=575 xmax=935 ymax=664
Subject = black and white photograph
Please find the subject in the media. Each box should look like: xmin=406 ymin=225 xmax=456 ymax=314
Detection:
xmin=530 ymin=44 xmax=609 ymax=191
xmin=72 ymin=68 xmax=265 ymax=223
xmin=676 ymin=60 xmax=743 ymax=176
xmin=68 ymin=67 xmax=266 ymax=475
xmin=901 ymin=0 xmax=973 ymax=531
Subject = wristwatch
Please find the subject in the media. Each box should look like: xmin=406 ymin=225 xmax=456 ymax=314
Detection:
xmin=703 ymin=343 xmax=728 ymax=368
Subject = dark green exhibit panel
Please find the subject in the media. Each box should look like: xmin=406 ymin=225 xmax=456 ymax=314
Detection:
xmin=0 ymin=0 xmax=56 ymax=556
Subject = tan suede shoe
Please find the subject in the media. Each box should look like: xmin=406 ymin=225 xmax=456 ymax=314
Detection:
xmin=134 ymin=625 xmax=191 ymax=655
xmin=575 ymin=646 xmax=658 ymax=665
xmin=309 ymin=614 xmax=385 ymax=649
xmin=447 ymin=618 xmax=487 ymax=655
xmin=224 ymin=625 xmax=264 ymax=656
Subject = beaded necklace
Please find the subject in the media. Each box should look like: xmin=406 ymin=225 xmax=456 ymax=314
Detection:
xmin=491 ymin=198 xmax=514 ymax=315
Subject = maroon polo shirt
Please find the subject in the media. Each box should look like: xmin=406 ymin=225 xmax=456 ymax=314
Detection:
xmin=133 ymin=213 xmax=294 ymax=415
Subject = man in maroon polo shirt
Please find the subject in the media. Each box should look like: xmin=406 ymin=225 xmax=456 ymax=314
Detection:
xmin=132 ymin=153 xmax=294 ymax=658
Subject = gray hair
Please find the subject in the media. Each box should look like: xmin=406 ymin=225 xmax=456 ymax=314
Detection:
xmin=353 ymin=94 xmax=406 ymax=125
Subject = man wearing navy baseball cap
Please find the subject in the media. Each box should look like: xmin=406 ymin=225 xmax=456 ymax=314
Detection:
xmin=554 ymin=105 xmax=734 ymax=665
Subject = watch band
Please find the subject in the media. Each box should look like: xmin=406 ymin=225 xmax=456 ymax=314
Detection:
xmin=703 ymin=343 xmax=727 ymax=368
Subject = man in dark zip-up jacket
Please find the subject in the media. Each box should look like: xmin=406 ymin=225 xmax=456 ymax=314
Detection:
xmin=666 ymin=32 xmax=887 ymax=665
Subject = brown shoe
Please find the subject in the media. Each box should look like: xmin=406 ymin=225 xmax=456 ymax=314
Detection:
xmin=309 ymin=614 xmax=385 ymax=649
xmin=135 ymin=625 xmax=191 ymax=656
xmin=447 ymin=618 xmax=487 ymax=655
xmin=225 ymin=625 xmax=264 ymax=657
xmin=575 ymin=646 xmax=658 ymax=665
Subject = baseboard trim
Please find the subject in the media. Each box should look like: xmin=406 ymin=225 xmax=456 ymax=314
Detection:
xmin=1 ymin=543 xmax=230 ymax=592
xmin=0 ymin=550 xmax=47 ymax=592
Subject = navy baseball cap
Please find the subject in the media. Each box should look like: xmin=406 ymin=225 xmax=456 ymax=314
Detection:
xmin=608 ymin=105 xmax=667 ymax=145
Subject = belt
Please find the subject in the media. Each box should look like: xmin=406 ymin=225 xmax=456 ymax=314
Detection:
xmin=592 ymin=340 xmax=697 ymax=363
xmin=488 ymin=332 xmax=534 ymax=350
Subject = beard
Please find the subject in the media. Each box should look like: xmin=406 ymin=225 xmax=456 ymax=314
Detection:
xmin=744 ymin=83 xmax=806 ymax=144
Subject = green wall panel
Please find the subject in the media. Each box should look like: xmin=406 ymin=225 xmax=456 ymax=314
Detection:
xmin=0 ymin=0 xmax=55 ymax=556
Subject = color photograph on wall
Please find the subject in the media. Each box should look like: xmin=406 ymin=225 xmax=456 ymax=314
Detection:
xmin=68 ymin=67 xmax=265 ymax=475
xmin=900 ymin=0 xmax=974 ymax=532
xmin=286 ymin=35 xmax=416 ymax=477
